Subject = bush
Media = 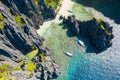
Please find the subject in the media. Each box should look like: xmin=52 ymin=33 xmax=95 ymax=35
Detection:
xmin=44 ymin=0 xmax=60 ymax=9
xmin=0 ymin=13 xmax=4 ymax=30
xmin=105 ymin=31 xmax=111 ymax=36
xmin=34 ymin=0 xmax=39 ymax=8
xmin=19 ymin=60 xmax=24 ymax=66
xmin=96 ymin=18 xmax=102 ymax=23
xmin=13 ymin=66 xmax=21 ymax=71
xmin=0 ymin=73 xmax=3 ymax=78
xmin=26 ymin=61 xmax=35 ymax=71
xmin=0 ymin=64 xmax=17 ymax=80
xmin=13 ymin=15 xmax=25 ymax=27
xmin=41 ymin=52 xmax=46 ymax=62
xmin=0 ymin=64 xmax=9 ymax=73
xmin=100 ymin=24 xmax=105 ymax=30
xmin=0 ymin=13 xmax=4 ymax=21
xmin=25 ymin=49 xmax=38 ymax=60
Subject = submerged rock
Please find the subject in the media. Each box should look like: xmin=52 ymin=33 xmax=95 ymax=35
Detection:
xmin=64 ymin=15 xmax=114 ymax=51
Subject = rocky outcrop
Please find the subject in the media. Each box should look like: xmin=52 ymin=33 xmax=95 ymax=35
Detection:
xmin=0 ymin=2 xmax=43 ymax=61
xmin=63 ymin=15 xmax=114 ymax=51
xmin=0 ymin=0 xmax=60 ymax=80
xmin=33 ymin=47 xmax=61 ymax=80
xmin=1 ymin=0 xmax=55 ymax=29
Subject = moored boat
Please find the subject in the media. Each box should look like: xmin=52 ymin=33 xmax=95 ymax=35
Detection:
xmin=65 ymin=52 xmax=72 ymax=57
xmin=77 ymin=40 xmax=85 ymax=47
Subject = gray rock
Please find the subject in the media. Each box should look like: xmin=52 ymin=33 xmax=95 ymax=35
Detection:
xmin=1 ymin=0 xmax=55 ymax=29
xmin=0 ymin=1 xmax=60 ymax=80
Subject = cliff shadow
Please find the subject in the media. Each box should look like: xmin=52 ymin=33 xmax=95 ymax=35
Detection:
xmin=59 ymin=22 xmax=76 ymax=37
xmin=72 ymin=0 xmax=120 ymax=24
xmin=76 ymin=35 xmax=103 ymax=54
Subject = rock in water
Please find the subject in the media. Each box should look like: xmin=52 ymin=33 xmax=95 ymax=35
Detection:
xmin=64 ymin=15 xmax=114 ymax=51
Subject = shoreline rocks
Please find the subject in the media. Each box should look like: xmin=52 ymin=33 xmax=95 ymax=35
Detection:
xmin=32 ymin=47 xmax=61 ymax=80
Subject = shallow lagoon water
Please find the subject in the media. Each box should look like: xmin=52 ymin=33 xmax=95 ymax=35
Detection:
xmin=73 ymin=0 xmax=120 ymax=24
xmin=39 ymin=1 xmax=120 ymax=80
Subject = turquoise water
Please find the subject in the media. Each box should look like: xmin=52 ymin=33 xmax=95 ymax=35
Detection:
xmin=39 ymin=1 xmax=120 ymax=80
xmin=72 ymin=0 xmax=120 ymax=24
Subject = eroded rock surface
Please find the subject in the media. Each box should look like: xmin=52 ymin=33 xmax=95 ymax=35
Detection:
xmin=0 ymin=1 xmax=60 ymax=80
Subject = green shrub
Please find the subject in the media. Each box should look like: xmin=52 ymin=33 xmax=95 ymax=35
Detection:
xmin=44 ymin=0 xmax=60 ymax=9
xmin=0 ymin=64 xmax=9 ymax=72
xmin=26 ymin=61 xmax=35 ymax=71
xmin=0 ymin=22 xmax=4 ymax=30
xmin=31 ymin=45 xmax=35 ymax=50
xmin=0 ymin=13 xmax=4 ymax=21
xmin=0 ymin=73 xmax=3 ymax=78
xmin=41 ymin=52 xmax=46 ymax=62
xmin=100 ymin=24 xmax=105 ymax=30
xmin=105 ymin=31 xmax=111 ymax=36
xmin=34 ymin=0 xmax=39 ymax=8
xmin=19 ymin=60 xmax=24 ymax=66
xmin=96 ymin=18 xmax=102 ymax=23
xmin=13 ymin=15 xmax=25 ymax=27
xmin=0 ymin=13 xmax=4 ymax=30
xmin=25 ymin=49 xmax=38 ymax=60
xmin=26 ymin=42 xmax=29 ymax=45
xmin=13 ymin=66 xmax=21 ymax=71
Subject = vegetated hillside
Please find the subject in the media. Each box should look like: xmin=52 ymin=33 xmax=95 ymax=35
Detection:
xmin=0 ymin=0 xmax=60 ymax=80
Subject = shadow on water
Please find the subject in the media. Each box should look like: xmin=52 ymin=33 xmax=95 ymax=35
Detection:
xmin=59 ymin=22 xmax=102 ymax=54
xmin=72 ymin=0 xmax=120 ymax=24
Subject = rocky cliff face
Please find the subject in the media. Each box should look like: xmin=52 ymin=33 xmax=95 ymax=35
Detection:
xmin=63 ymin=15 xmax=114 ymax=51
xmin=1 ymin=0 xmax=55 ymax=29
xmin=0 ymin=0 xmax=60 ymax=80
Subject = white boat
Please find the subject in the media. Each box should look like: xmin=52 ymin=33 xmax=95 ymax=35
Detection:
xmin=77 ymin=40 xmax=85 ymax=47
xmin=65 ymin=52 xmax=72 ymax=57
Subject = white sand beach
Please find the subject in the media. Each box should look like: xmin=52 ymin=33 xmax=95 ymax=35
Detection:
xmin=36 ymin=0 xmax=74 ymax=35
xmin=55 ymin=0 xmax=74 ymax=20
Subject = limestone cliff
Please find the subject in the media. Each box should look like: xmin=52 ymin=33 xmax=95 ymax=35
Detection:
xmin=63 ymin=15 xmax=114 ymax=52
xmin=0 ymin=0 xmax=60 ymax=80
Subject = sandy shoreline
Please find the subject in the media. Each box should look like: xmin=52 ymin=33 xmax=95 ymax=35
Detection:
xmin=36 ymin=0 xmax=74 ymax=35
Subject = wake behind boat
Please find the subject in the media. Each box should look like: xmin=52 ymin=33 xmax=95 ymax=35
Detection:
xmin=64 ymin=52 xmax=73 ymax=57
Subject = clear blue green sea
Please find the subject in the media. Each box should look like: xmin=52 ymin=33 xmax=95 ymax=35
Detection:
xmin=39 ymin=1 xmax=120 ymax=80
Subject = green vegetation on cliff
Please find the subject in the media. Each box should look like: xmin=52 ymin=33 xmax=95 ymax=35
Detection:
xmin=41 ymin=52 xmax=46 ymax=62
xmin=100 ymin=24 xmax=105 ymax=30
xmin=25 ymin=49 xmax=38 ymax=60
xmin=0 ymin=64 xmax=20 ymax=80
xmin=34 ymin=0 xmax=39 ymax=8
xmin=44 ymin=0 xmax=60 ymax=9
xmin=0 ymin=13 xmax=4 ymax=30
xmin=26 ymin=61 xmax=35 ymax=71
xmin=97 ymin=18 xmax=112 ymax=36
xmin=0 ymin=64 xmax=9 ymax=73
xmin=13 ymin=15 xmax=25 ymax=27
